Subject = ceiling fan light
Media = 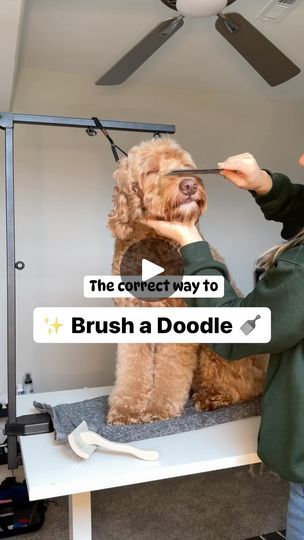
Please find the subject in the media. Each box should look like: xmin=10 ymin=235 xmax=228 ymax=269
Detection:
xmin=176 ymin=0 xmax=228 ymax=18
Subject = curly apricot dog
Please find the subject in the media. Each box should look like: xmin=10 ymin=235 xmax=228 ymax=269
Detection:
xmin=107 ymin=137 xmax=267 ymax=424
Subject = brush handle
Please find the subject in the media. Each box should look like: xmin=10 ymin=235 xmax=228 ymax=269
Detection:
xmin=81 ymin=431 xmax=159 ymax=461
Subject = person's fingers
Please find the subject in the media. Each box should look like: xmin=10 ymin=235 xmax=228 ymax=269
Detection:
xmin=218 ymin=153 xmax=259 ymax=174
xmin=219 ymin=152 xmax=253 ymax=163
xmin=218 ymin=157 xmax=253 ymax=170
xmin=299 ymin=154 xmax=304 ymax=166
xmin=141 ymin=218 xmax=159 ymax=228
xmin=220 ymin=170 xmax=247 ymax=185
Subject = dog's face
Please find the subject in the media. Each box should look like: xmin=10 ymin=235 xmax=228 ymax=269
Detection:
xmin=108 ymin=138 xmax=207 ymax=240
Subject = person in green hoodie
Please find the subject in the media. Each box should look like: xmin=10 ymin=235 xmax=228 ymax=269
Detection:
xmin=142 ymin=152 xmax=304 ymax=540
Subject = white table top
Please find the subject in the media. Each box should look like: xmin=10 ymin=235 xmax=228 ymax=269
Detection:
xmin=17 ymin=387 xmax=261 ymax=501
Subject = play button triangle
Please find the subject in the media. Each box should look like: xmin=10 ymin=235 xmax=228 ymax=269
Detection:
xmin=120 ymin=238 xmax=184 ymax=301
xmin=142 ymin=259 xmax=164 ymax=282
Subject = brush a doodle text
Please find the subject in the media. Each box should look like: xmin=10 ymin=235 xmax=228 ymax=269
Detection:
xmin=33 ymin=307 xmax=271 ymax=344
xmin=72 ymin=316 xmax=232 ymax=335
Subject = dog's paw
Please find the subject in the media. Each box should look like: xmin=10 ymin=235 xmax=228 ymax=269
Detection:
xmin=107 ymin=407 xmax=145 ymax=425
xmin=144 ymin=404 xmax=182 ymax=422
xmin=193 ymin=390 xmax=234 ymax=412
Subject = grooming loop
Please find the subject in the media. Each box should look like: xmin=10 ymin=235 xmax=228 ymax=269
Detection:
xmin=92 ymin=116 xmax=128 ymax=162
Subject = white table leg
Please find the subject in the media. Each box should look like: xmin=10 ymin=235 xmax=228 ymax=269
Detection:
xmin=69 ymin=492 xmax=92 ymax=540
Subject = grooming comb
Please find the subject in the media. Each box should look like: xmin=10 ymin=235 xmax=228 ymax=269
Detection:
xmin=240 ymin=315 xmax=261 ymax=336
xmin=165 ymin=168 xmax=223 ymax=176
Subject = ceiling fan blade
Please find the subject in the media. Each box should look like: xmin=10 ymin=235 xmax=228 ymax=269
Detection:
xmin=95 ymin=17 xmax=184 ymax=85
xmin=215 ymin=13 xmax=301 ymax=87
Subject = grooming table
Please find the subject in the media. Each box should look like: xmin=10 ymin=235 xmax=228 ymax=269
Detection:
xmin=17 ymin=386 xmax=261 ymax=540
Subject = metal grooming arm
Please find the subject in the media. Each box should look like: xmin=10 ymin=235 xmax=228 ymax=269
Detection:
xmin=0 ymin=112 xmax=175 ymax=469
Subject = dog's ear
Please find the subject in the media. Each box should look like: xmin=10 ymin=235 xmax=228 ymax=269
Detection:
xmin=107 ymin=157 xmax=135 ymax=240
xmin=107 ymin=186 xmax=134 ymax=240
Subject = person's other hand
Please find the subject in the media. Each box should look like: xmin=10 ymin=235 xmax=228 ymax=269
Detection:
xmin=218 ymin=153 xmax=273 ymax=196
xmin=141 ymin=219 xmax=203 ymax=247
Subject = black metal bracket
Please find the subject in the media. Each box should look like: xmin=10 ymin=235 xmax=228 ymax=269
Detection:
xmin=86 ymin=126 xmax=97 ymax=137
xmin=5 ymin=413 xmax=54 ymax=436
xmin=1 ymin=111 xmax=175 ymax=469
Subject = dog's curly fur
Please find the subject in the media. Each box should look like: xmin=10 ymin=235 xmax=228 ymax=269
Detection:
xmin=107 ymin=137 xmax=268 ymax=424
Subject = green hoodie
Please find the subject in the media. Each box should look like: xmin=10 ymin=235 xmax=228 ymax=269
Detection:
xmin=181 ymin=173 xmax=304 ymax=483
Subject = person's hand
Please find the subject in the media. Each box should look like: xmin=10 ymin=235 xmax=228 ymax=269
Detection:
xmin=218 ymin=153 xmax=273 ymax=196
xmin=141 ymin=219 xmax=203 ymax=247
xmin=299 ymin=154 xmax=304 ymax=166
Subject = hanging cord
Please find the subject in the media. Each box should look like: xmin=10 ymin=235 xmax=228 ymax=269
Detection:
xmin=91 ymin=117 xmax=128 ymax=162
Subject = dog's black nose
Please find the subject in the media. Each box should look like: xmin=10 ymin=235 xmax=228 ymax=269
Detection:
xmin=179 ymin=178 xmax=198 ymax=196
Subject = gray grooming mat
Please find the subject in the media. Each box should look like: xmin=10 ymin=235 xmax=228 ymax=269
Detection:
xmin=33 ymin=395 xmax=261 ymax=444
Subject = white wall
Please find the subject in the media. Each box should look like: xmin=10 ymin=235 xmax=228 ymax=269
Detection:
xmin=0 ymin=0 xmax=24 ymax=110
xmin=0 ymin=67 xmax=303 ymax=398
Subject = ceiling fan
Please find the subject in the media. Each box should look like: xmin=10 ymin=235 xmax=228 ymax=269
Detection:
xmin=95 ymin=0 xmax=301 ymax=87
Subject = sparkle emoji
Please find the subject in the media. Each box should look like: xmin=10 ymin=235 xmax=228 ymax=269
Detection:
xmin=44 ymin=315 xmax=64 ymax=335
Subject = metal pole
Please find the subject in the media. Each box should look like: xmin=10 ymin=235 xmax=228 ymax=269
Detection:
xmin=0 ymin=113 xmax=175 ymax=134
xmin=5 ymin=126 xmax=18 ymax=469
xmin=0 ymin=112 xmax=175 ymax=470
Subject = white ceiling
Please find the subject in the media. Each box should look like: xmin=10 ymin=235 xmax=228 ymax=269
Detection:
xmin=11 ymin=0 xmax=304 ymax=103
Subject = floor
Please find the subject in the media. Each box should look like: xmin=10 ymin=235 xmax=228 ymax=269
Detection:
xmin=8 ymin=464 xmax=289 ymax=540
